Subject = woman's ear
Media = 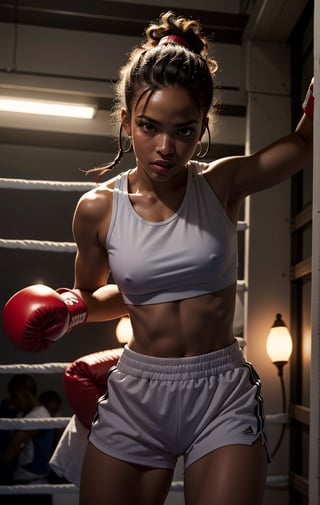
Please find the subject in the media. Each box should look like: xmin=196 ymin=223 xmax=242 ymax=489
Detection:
xmin=121 ymin=108 xmax=131 ymax=136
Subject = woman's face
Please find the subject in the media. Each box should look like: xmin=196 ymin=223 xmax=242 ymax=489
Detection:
xmin=123 ymin=86 xmax=206 ymax=182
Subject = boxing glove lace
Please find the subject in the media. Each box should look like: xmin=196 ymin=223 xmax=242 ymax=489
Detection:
xmin=2 ymin=284 xmax=87 ymax=352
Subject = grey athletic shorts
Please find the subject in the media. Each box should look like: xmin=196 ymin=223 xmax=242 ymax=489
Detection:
xmin=89 ymin=340 xmax=269 ymax=469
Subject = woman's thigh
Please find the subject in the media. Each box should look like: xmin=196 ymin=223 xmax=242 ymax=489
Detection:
xmin=184 ymin=439 xmax=268 ymax=505
xmin=80 ymin=442 xmax=174 ymax=505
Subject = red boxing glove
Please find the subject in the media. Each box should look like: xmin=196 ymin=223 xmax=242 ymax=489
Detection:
xmin=302 ymin=77 xmax=314 ymax=119
xmin=64 ymin=348 xmax=123 ymax=429
xmin=2 ymin=284 xmax=87 ymax=352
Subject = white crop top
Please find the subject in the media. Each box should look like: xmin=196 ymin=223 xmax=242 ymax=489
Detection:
xmin=106 ymin=161 xmax=238 ymax=305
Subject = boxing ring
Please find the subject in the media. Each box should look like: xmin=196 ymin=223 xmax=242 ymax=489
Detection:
xmin=0 ymin=176 xmax=289 ymax=499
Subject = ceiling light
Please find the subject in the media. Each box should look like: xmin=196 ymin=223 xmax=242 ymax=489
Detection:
xmin=0 ymin=97 xmax=95 ymax=119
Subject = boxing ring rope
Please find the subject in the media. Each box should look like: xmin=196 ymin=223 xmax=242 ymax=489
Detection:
xmin=0 ymin=477 xmax=290 ymax=496
xmin=0 ymin=239 xmax=250 ymax=256
xmin=0 ymin=363 xmax=69 ymax=374
xmin=0 ymin=239 xmax=76 ymax=253
xmin=0 ymin=175 xmax=285 ymax=497
xmin=0 ymin=177 xmax=95 ymax=192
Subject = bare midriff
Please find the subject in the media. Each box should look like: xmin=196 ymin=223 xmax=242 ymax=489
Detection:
xmin=126 ymin=283 xmax=237 ymax=358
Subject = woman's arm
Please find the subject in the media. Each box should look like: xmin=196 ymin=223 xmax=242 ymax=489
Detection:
xmin=2 ymin=185 xmax=127 ymax=353
xmin=232 ymin=112 xmax=313 ymax=200
xmin=72 ymin=188 xmax=128 ymax=323
xmin=207 ymin=78 xmax=314 ymax=208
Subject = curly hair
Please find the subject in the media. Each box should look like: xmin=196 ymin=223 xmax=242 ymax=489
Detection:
xmin=88 ymin=11 xmax=219 ymax=180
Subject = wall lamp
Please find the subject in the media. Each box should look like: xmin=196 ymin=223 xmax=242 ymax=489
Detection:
xmin=266 ymin=313 xmax=293 ymax=380
xmin=0 ymin=97 xmax=96 ymax=119
xmin=266 ymin=313 xmax=293 ymax=457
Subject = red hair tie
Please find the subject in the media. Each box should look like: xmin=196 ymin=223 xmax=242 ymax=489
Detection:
xmin=159 ymin=35 xmax=189 ymax=49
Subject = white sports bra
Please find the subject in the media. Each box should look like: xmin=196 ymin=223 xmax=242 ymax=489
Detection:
xmin=106 ymin=161 xmax=238 ymax=305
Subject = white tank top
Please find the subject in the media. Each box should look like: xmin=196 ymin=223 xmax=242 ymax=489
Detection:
xmin=106 ymin=161 xmax=238 ymax=305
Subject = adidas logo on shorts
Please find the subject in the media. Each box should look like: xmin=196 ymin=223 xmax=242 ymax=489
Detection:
xmin=243 ymin=426 xmax=254 ymax=435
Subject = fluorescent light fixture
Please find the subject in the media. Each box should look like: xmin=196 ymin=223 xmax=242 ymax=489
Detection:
xmin=0 ymin=97 xmax=95 ymax=119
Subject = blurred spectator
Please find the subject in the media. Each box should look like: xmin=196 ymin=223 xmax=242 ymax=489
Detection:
xmin=0 ymin=396 xmax=19 ymax=485
xmin=39 ymin=390 xmax=62 ymax=418
xmin=0 ymin=374 xmax=54 ymax=491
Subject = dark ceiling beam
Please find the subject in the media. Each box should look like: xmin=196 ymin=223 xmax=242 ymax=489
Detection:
xmin=0 ymin=0 xmax=248 ymax=43
xmin=0 ymin=126 xmax=244 ymax=158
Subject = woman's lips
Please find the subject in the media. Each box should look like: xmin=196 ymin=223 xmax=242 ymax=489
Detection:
xmin=151 ymin=161 xmax=172 ymax=173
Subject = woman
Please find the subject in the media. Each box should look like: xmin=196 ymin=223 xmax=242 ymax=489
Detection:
xmin=3 ymin=11 xmax=313 ymax=505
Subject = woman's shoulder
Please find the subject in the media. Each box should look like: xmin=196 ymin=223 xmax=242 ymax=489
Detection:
xmin=188 ymin=159 xmax=210 ymax=174
xmin=79 ymin=170 xmax=127 ymax=204
xmin=74 ymin=172 xmax=124 ymax=225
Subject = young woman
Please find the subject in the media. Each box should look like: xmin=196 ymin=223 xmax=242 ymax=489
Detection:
xmin=3 ymin=11 xmax=313 ymax=505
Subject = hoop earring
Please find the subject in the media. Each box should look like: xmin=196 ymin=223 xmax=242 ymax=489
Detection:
xmin=123 ymin=135 xmax=132 ymax=153
xmin=118 ymin=123 xmax=132 ymax=154
xmin=196 ymin=125 xmax=211 ymax=158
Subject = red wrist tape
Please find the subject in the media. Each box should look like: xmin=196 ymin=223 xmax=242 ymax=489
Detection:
xmin=57 ymin=288 xmax=88 ymax=330
xmin=302 ymin=77 xmax=314 ymax=119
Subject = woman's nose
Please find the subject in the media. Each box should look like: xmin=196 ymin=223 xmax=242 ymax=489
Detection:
xmin=156 ymin=133 xmax=174 ymax=155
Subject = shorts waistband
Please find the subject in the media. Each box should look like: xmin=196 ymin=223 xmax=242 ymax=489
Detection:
xmin=117 ymin=340 xmax=245 ymax=380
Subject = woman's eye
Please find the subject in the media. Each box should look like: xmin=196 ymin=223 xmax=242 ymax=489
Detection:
xmin=141 ymin=122 xmax=156 ymax=133
xmin=178 ymin=127 xmax=194 ymax=137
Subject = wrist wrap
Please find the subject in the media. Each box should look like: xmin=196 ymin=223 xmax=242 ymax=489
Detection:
xmin=56 ymin=288 xmax=88 ymax=330
xmin=302 ymin=77 xmax=314 ymax=119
